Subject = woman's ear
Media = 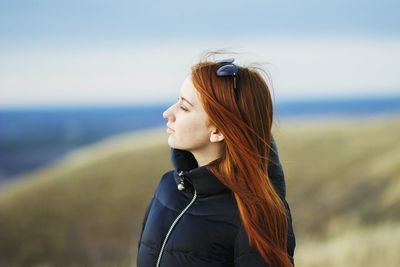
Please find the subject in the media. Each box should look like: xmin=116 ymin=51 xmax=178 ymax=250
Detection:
xmin=210 ymin=128 xmax=224 ymax=143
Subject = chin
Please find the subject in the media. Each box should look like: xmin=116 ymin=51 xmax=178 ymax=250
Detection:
xmin=167 ymin=141 xmax=187 ymax=151
xmin=167 ymin=138 xmax=179 ymax=149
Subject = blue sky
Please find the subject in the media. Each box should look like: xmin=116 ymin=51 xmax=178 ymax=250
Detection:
xmin=0 ymin=0 xmax=399 ymax=107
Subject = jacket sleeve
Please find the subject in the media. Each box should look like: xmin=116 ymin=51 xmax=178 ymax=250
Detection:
xmin=233 ymin=136 xmax=296 ymax=266
xmin=137 ymin=195 xmax=155 ymax=253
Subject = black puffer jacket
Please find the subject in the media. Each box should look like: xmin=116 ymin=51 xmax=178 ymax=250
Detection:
xmin=137 ymin=138 xmax=296 ymax=267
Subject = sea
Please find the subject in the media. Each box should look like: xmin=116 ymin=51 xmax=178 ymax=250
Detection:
xmin=1 ymin=96 xmax=400 ymax=184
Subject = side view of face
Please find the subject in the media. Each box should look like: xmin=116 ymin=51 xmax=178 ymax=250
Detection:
xmin=162 ymin=75 xmax=224 ymax=158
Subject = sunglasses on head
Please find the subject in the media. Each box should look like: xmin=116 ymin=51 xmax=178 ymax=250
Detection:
xmin=216 ymin=58 xmax=240 ymax=100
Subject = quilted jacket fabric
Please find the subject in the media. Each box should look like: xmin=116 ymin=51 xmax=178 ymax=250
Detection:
xmin=137 ymin=138 xmax=296 ymax=267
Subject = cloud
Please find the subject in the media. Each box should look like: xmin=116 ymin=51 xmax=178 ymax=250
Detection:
xmin=0 ymin=37 xmax=399 ymax=107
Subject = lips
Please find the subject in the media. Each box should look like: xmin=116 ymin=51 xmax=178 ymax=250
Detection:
xmin=166 ymin=125 xmax=175 ymax=132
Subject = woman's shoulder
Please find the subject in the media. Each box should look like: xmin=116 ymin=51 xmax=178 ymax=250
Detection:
xmin=154 ymin=170 xmax=175 ymax=192
xmin=160 ymin=169 xmax=175 ymax=181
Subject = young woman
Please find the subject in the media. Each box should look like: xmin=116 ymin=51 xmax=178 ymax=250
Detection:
xmin=137 ymin=54 xmax=296 ymax=267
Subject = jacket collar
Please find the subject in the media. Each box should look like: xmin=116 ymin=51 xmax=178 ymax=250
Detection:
xmin=169 ymin=136 xmax=286 ymax=199
xmin=170 ymin=148 xmax=229 ymax=196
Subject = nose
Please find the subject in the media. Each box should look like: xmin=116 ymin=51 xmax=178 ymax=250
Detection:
xmin=162 ymin=104 xmax=175 ymax=121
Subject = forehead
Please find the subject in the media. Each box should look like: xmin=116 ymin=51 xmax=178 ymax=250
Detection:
xmin=180 ymin=76 xmax=198 ymax=104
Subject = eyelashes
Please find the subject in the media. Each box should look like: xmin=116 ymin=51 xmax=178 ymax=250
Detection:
xmin=176 ymin=97 xmax=188 ymax=111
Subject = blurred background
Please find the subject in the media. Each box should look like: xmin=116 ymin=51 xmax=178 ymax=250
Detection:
xmin=1 ymin=0 xmax=399 ymax=266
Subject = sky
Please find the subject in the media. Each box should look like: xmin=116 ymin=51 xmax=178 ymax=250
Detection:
xmin=0 ymin=0 xmax=399 ymax=107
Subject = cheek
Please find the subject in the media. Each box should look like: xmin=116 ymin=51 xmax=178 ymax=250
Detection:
xmin=185 ymin=115 xmax=208 ymax=134
xmin=175 ymin=117 xmax=210 ymax=143
xmin=168 ymin=114 xmax=210 ymax=151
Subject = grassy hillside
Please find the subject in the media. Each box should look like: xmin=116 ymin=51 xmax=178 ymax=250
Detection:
xmin=0 ymin=118 xmax=399 ymax=267
xmin=0 ymin=128 xmax=171 ymax=267
xmin=296 ymin=221 xmax=400 ymax=267
xmin=275 ymin=117 xmax=400 ymax=239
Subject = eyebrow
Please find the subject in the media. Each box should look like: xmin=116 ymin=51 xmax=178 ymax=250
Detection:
xmin=180 ymin=96 xmax=194 ymax=107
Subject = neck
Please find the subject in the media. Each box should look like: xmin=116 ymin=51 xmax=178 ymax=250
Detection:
xmin=191 ymin=143 xmax=224 ymax=167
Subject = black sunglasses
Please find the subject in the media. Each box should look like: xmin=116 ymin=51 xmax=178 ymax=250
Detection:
xmin=215 ymin=58 xmax=240 ymax=100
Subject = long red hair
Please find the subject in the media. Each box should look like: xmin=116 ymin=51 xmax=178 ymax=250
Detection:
xmin=191 ymin=52 xmax=293 ymax=267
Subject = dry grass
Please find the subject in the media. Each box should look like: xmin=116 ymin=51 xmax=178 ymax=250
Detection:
xmin=296 ymin=222 xmax=400 ymax=267
xmin=273 ymin=117 xmax=400 ymax=239
xmin=0 ymin=127 xmax=171 ymax=267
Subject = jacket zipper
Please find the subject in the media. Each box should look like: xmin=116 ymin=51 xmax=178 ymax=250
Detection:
xmin=155 ymin=173 xmax=197 ymax=267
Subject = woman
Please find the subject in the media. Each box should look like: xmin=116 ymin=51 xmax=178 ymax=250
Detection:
xmin=137 ymin=53 xmax=296 ymax=267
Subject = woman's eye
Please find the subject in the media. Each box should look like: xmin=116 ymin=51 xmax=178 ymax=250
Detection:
xmin=176 ymin=98 xmax=188 ymax=111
